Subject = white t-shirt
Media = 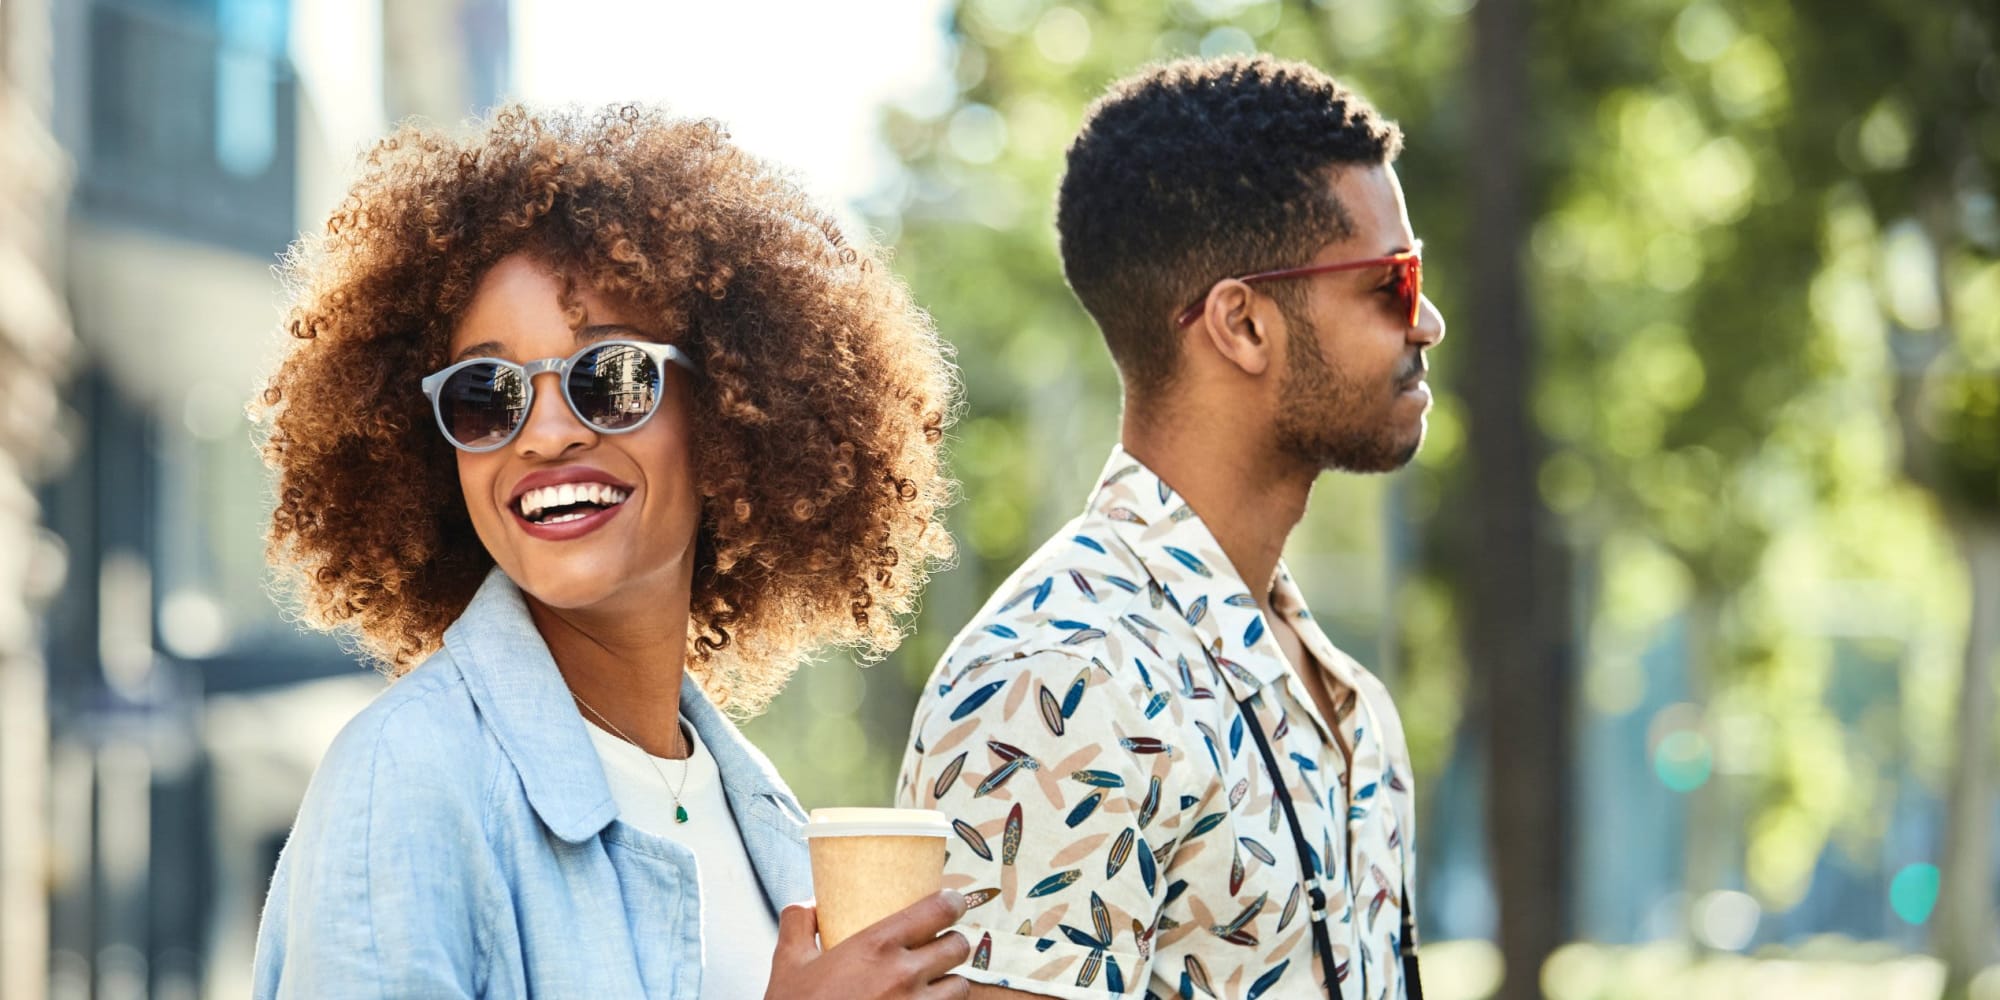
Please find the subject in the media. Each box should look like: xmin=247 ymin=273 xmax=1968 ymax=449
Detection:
xmin=583 ymin=719 xmax=780 ymax=1000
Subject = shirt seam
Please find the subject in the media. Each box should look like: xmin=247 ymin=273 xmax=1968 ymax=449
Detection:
xmin=361 ymin=707 xmax=389 ymax=999
xmin=938 ymin=550 xmax=1166 ymax=691
xmin=474 ymin=726 xmax=509 ymax=991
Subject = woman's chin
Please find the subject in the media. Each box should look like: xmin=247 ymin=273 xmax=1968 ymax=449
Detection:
xmin=506 ymin=560 xmax=634 ymax=613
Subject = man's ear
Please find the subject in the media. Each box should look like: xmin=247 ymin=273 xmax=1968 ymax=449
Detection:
xmin=1192 ymin=279 xmax=1277 ymax=378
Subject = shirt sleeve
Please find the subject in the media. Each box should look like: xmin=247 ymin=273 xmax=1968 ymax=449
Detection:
xmin=252 ymin=696 xmax=492 ymax=1000
xmin=899 ymin=650 xmax=1203 ymax=1000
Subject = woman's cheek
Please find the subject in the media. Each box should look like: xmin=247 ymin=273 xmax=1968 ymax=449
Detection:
xmin=456 ymin=453 xmax=506 ymax=548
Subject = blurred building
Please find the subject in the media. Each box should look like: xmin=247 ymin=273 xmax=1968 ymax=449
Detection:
xmin=1 ymin=1 xmax=78 ymax=998
xmin=19 ymin=0 xmax=509 ymax=996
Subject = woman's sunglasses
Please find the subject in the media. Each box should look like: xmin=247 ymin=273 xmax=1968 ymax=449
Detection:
xmin=419 ymin=340 xmax=698 ymax=452
xmin=1174 ymin=249 xmax=1423 ymax=329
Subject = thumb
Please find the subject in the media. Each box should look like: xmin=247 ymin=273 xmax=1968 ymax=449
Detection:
xmin=774 ymin=902 xmax=821 ymax=968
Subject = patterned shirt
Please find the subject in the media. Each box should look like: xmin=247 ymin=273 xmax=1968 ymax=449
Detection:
xmin=897 ymin=446 xmax=1418 ymax=1000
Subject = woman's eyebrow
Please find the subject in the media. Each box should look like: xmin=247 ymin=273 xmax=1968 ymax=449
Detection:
xmin=448 ymin=324 xmax=661 ymax=363
xmin=452 ymin=340 xmax=505 ymax=362
xmin=578 ymin=323 xmax=662 ymax=344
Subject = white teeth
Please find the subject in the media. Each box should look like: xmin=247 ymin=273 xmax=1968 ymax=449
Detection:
xmin=516 ymin=482 xmax=631 ymax=522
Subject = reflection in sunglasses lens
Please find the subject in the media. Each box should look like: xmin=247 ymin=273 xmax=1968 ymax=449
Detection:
xmin=569 ymin=344 xmax=660 ymax=431
xmin=442 ymin=363 xmax=526 ymax=448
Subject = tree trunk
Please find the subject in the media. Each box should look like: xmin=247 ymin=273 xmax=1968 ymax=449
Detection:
xmin=1936 ymin=516 xmax=2000 ymax=1000
xmin=1466 ymin=0 xmax=1575 ymax=995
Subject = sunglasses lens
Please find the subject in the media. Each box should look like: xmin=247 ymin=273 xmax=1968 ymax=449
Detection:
xmin=568 ymin=344 xmax=661 ymax=431
xmin=438 ymin=363 xmax=526 ymax=449
xmin=1401 ymin=260 xmax=1421 ymax=327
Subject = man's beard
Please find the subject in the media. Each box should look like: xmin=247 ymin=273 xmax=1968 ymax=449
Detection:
xmin=1272 ymin=311 xmax=1423 ymax=474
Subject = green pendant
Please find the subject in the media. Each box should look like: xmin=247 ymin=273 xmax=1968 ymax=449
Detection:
xmin=675 ymin=804 xmax=689 ymax=824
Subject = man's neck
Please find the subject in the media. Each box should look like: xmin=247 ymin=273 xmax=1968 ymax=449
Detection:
xmin=1119 ymin=407 xmax=1313 ymax=606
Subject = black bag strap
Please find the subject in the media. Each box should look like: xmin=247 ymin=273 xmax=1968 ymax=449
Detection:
xmin=1235 ymin=690 xmax=1424 ymax=999
xmin=1404 ymin=907 xmax=1425 ymax=1000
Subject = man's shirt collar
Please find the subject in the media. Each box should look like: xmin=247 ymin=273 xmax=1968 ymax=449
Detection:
xmin=1084 ymin=444 xmax=1293 ymax=704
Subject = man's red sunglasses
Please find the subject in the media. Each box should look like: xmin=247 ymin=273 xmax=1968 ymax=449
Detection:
xmin=1174 ymin=250 xmax=1423 ymax=329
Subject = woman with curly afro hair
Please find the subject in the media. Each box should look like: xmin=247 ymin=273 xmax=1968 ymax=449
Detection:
xmin=249 ymin=105 xmax=971 ymax=1000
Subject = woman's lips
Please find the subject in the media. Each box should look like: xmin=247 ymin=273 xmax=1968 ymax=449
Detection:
xmin=511 ymin=496 xmax=627 ymax=541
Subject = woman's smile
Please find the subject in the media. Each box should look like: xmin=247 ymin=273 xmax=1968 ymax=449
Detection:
xmin=508 ymin=466 xmax=637 ymax=540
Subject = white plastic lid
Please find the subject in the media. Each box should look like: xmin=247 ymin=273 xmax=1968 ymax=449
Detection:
xmin=800 ymin=807 xmax=951 ymax=839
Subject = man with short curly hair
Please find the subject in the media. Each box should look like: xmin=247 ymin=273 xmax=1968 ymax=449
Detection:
xmin=899 ymin=55 xmax=1445 ymax=1000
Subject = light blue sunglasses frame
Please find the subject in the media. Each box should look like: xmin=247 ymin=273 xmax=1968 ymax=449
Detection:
xmin=419 ymin=339 xmax=698 ymax=453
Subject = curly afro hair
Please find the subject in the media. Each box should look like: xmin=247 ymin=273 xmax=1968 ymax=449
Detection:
xmin=1056 ymin=55 xmax=1403 ymax=401
xmin=257 ymin=104 xmax=957 ymax=712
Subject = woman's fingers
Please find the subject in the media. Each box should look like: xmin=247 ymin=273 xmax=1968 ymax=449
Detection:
xmin=780 ymin=893 xmax=967 ymax=1000
xmin=869 ymin=890 xmax=968 ymax=949
xmin=912 ymin=928 xmax=972 ymax=982
xmin=773 ymin=902 xmax=821 ymax=969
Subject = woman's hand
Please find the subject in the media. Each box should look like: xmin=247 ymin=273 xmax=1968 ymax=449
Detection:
xmin=765 ymin=890 xmax=972 ymax=1000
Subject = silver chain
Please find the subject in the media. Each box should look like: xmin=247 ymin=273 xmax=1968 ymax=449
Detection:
xmin=571 ymin=690 xmax=691 ymax=821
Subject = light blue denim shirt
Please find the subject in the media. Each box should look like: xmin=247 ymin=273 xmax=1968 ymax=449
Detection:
xmin=252 ymin=569 xmax=813 ymax=999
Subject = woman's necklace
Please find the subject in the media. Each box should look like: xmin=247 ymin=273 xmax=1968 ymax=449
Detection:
xmin=571 ymin=691 xmax=692 ymax=824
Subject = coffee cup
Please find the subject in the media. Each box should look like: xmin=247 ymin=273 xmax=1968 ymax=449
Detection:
xmin=800 ymin=807 xmax=951 ymax=949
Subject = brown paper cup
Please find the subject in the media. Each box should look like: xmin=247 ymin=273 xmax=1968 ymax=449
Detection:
xmin=802 ymin=808 xmax=950 ymax=950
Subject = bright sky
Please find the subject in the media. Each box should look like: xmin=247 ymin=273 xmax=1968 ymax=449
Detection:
xmin=511 ymin=0 xmax=956 ymax=223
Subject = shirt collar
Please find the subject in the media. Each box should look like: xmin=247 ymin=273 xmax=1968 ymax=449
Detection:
xmin=1084 ymin=445 xmax=1292 ymax=703
xmin=676 ymin=666 xmax=797 ymax=808
xmin=442 ymin=569 xmax=795 ymax=843
xmin=1270 ymin=564 xmax=1365 ymax=695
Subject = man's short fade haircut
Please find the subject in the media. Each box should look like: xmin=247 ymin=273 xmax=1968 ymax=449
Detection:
xmin=1056 ymin=54 xmax=1403 ymax=399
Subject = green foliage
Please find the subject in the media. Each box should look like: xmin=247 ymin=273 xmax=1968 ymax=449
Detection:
xmin=1930 ymin=372 xmax=2000 ymax=513
xmin=1501 ymin=0 xmax=1994 ymax=911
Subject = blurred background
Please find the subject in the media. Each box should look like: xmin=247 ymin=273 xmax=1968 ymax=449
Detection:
xmin=0 ymin=0 xmax=1993 ymax=997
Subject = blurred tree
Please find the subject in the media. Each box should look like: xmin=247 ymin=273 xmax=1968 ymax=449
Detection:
xmin=1776 ymin=1 xmax=2000 ymax=993
xmin=1527 ymin=0 xmax=1858 ymax=929
xmin=807 ymin=2 xmax=1991 ymax=998
xmin=1526 ymin=1 xmax=1995 ymax=994
xmin=1460 ymin=0 xmax=1578 ymax=997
